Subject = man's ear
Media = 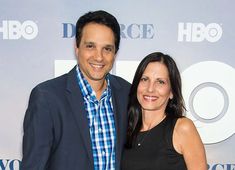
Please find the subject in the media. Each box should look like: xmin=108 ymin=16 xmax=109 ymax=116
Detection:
xmin=74 ymin=41 xmax=79 ymax=56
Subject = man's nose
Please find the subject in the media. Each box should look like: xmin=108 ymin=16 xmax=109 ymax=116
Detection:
xmin=94 ymin=48 xmax=104 ymax=62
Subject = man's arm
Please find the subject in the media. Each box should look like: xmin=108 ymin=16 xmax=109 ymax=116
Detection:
xmin=21 ymin=86 xmax=54 ymax=170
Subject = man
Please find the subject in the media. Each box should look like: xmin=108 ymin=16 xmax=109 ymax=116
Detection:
xmin=21 ymin=10 xmax=130 ymax=170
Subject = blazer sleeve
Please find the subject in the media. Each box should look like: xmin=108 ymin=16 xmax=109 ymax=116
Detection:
xmin=21 ymin=86 xmax=54 ymax=170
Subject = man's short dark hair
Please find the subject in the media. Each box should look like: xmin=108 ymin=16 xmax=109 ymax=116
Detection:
xmin=75 ymin=10 xmax=120 ymax=53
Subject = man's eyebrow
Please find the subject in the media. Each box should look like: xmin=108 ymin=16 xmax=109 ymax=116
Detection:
xmin=83 ymin=41 xmax=95 ymax=44
xmin=105 ymin=44 xmax=115 ymax=48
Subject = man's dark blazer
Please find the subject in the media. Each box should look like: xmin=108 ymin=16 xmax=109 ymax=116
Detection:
xmin=21 ymin=66 xmax=131 ymax=170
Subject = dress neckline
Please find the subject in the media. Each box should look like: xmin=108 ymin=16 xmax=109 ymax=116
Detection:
xmin=139 ymin=116 xmax=167 ymax=134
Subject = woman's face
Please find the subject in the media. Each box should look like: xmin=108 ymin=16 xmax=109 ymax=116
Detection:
xmin=137 ymin=62 xmax=173 ymax=113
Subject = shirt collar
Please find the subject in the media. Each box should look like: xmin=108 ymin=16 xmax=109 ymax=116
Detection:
xmin=76 ymin=65 xmax=111 ymax=100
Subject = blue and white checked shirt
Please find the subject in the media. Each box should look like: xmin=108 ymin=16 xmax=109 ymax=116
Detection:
xmin=76 ymin=66 xmax=116 ymax=170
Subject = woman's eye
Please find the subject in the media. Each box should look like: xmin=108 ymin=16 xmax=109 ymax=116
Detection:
xmin=157 ymin=80 xmax=165 ymax=84
xmin=140 ymin=77 xmax=148 ymax=82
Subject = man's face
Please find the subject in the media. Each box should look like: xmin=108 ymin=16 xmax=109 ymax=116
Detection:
xmin=75 ymin=23 xmax=116 ymax=85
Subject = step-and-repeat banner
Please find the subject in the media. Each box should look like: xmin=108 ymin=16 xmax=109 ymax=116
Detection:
xmin=1 ymin=0 xmax=235 ymax=169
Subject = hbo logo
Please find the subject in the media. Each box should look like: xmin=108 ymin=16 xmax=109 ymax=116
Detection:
xmin=0 ymin=20 xmax=38 ymax=40
xmin=178 ymin=23 xmax=222 ymax=42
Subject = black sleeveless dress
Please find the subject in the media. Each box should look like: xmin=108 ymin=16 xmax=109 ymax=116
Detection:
xmin=121 ymin=117 xmax=187 ymax=170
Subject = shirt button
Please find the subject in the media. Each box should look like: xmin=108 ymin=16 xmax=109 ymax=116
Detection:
xmin=102 ymin=151 xmax=106 ymax=156
xmin=99 ymin=128 xmax=102 ymax=132
xmin=94 ymin=120 xmax=97 ymax=125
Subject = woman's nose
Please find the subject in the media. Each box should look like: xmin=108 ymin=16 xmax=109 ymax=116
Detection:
xmin=147 ymin=81 xmax=155 ymax=92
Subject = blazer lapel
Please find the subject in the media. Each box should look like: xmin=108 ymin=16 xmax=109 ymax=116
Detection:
xmin=66 ymin=66 xmax=93 ymax=165
xmin=110 ymin=76 xmax=126 ymax=169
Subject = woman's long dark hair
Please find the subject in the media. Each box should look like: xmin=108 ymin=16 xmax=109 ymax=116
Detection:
xmin=125 ymin=52 xmax=186 ymax=148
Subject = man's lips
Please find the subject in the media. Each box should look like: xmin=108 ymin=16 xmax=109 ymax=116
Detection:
xmin=90 ymin=63 xmax=105 ymax=69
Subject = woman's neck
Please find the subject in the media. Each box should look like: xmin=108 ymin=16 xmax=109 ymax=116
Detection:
xmin=141 ymin=111 xmax=166 ymax=131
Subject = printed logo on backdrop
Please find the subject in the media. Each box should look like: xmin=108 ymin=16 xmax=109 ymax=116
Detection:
xmin=0 ymin=20 xmax=38 ymax=40
xmin=62 ymin=23 xmax=155 ymax=39
xmin=119 ymin=24 xmax=154 ymax=39
xmin=182 ymin=61 xmax=235 ymax=144
xmin=54 ymin=60 xmax=235 ymax=144
xmin=178 ymin=23 xmax=222 ymax=42
xmin=0 ymin=159 xmax=21 ymax=170
xmin=208 ymin=163 xmax=235 ymax=170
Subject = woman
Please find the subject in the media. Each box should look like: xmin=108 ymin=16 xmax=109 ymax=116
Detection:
xmin=122 ymin=52 xmax=207 ymax=170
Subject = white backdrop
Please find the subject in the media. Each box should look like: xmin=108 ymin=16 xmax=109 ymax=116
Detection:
xmin=1 ymin=0 xmax=235 ymax=169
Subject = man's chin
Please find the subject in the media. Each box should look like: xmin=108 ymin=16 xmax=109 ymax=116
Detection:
xmin=88 ymin=75 xmax=107 ymax=82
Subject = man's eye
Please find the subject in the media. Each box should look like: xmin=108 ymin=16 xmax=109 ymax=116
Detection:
xmin=104 ymin=47 xmax=113 ymax=52
xmin=86 ymin=44 xmax=94 ymax=48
